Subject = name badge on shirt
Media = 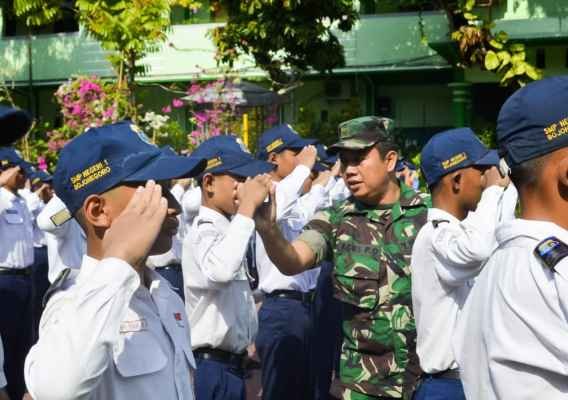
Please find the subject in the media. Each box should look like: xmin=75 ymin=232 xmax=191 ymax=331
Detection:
xmin=173 ymin=312 xmax=184 ymax=327
xmin=120 ymin=319 xmax=148 ymax=333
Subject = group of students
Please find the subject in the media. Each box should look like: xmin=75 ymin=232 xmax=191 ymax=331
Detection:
xmin=0 ymin=74 xmax=567 ymax=400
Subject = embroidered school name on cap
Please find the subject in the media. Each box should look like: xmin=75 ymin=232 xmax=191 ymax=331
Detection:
xmin=441 ymin=152 xmax=468 ymax=170
xmin=70 ymin=160 xmax=112 ymax=191
xmin=205 ymin=157 xmax=223 ymax=170
xmin=543 ymin=117 xmax=568 ymax=141
xmin=534 ymin=236 xmax=568 ymax=270
xmin=265 ymin=138 xmax=284 ymax=153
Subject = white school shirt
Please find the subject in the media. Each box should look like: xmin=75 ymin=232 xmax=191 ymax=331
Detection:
xmin=0 ymin=187 xmax=35 ymax=268
xmin=37 ymin=195 xmax=86 ymax=283
xmin=25 ymin=256 xmax=196 ymax=400
xmin=454 ymin=219 xmax=568 ymax=400
xmin=257 ymin=181 xmax=330 ymax=293
xmin=411 ymin=185 xmax=516 ymax=374
xmin=19 ymin=188 xmax=47 ymax=247
xmin=183 ymin=206 xmax=257 ymax=354
xmin=0 ymin=335 xmax=6 ymax=389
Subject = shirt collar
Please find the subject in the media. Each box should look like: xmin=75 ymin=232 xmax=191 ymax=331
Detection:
xmin=78 ymin=255 xmax=169 ymax=298
xmin=198 ymin=205 xmax=231 ymax=225
xmin=496 ymin=219 xmax=568 ymax=246
xmin=427 ymin=208 xmax=460 ymax=224
xmin=342 ymin=183 xmax=428 ymax=222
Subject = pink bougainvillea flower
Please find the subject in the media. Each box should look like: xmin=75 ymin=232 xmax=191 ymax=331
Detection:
xmin=188 ymin=83 xmax=201 ymax=95
xmin=71 ymin=104 xmax=83 ymax=116
xmin=162 ymin=105 xmax=172 ymax=114
xmin=172 ymin=98 xmax=184 ymax=108
xmin=102 ymin=106 xmax=115 ymax=119
xmin=190 ymin=130 xmax=202 ymax=138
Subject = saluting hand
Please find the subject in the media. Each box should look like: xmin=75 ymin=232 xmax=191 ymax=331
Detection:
xmin=296 ymin=145 xmax=317 ymax=170
xmin=102 ymin=180 xmax=168 ymax=269
xmin=236 ymin=174 xmax=272 ymax=218
xmin=0 ymin=166 xmax=20 ymax=187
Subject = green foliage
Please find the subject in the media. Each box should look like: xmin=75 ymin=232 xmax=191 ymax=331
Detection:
xmin=450 ymin=1 xmax=542 ymax=87
xmin=212 ymin=0 xmax=358 ymax=85
xmin=294 ymin=97 xmax=361 ymax=144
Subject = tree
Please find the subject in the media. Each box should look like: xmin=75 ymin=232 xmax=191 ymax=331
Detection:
xmin=212 ymin=0 xmax=358 ymax=86
xmin=211 ymin=0 xmax=540 ymax=87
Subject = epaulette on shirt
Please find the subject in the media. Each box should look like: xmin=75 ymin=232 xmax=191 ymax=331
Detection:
xmin=432 ymin=219 xmax=450 ymax=229
xmin=534 ymin=236 xmax=568 ymax=271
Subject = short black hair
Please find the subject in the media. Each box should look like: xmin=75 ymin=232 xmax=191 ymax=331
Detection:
xmin=509 ymin=154 xmax=547 ymax=190
xmin=375 ymin=140 xmax=398 ymax=160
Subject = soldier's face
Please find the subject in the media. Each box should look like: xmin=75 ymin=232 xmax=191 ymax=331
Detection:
xmin=202 ymin=173 xmax=243 ymax=217
xmin=339 ymin=146 xmax=397 ymax=204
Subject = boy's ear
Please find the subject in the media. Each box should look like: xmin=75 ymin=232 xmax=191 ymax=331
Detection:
xmin=450 ymin=170 xmax=462 ymax=193
xmin=201 ymin=173 xmax=215 ymax=194
xmin=267 ymin=152 xmax=278 ymax=164
xmin=82 ymin=195 xmax=112 ymax=228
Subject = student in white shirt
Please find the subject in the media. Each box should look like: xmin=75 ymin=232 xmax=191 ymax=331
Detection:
xmin=411 ymin=128 xmax=511 ymax=400
xmin=25 ymin=121 xmax=206 ymax=400
xmin=454 ymin=76 xmax=568 ymax=400
xmin=183 ymin=135 xmax=273 ymax=400
xmin=0 ymin=148 xmax=35 ymax=400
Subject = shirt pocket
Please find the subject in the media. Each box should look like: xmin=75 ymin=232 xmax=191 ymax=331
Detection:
xmin=113 ymin=330 xmax=168 ymax=378
xmin=332 ymin=241 xmax=384 ymax=311
xmin=4 ymin=209 xmax=23 ymax=224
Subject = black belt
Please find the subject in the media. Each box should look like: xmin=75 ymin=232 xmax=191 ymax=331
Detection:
xmin=155 ymin=263 xmax=181 ymax=271
xmin=426 ymin=369 xmax=460 ymax=380
xmin=194 ymin=348 xmax=246 ymax=370
xmin=0 ymin=266 xmax=31 ymax=277
xmin=265 ymin=289 xmax=314 ymax=303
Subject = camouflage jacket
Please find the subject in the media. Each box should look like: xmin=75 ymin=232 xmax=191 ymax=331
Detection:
xmin=299 ymin=184 xmax=430 ymax=399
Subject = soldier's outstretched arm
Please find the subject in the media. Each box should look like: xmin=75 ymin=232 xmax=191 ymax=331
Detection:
xmin=255 ymin=186 xmax=316 ymax=275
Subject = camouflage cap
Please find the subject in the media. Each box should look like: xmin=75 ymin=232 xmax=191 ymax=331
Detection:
xmin=328 ymin=116 xmax=395 ymax=153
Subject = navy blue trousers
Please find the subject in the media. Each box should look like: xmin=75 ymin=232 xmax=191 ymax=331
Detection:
xmin=155 ymin=264 xmax=185 ymax=301
xmin=256 ymin=296 xmax=313 ymax=400
xmin=413 ymin=377 xmax=466 ymax=400
xmin=0 ymin=274 xmax=32 ymax=400
xmin=31 ymin=246 xmax=49 ymax=343
xmin=311 ymin=262 xmax=343 ymax=400
xmin=194 ymin=357 xmax=246 ymax=400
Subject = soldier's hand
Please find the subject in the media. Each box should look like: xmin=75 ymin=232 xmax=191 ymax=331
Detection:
xmin=254 ymin=183 xmax=276 ymax=233
xmin=102 ymin=180 xmax=168 ymax=269
xmin=296 ymin=145 xmax=317 ymax=170
xmin=237 ymin=174 xmax=272 ymax=218
xmin=330 ymin=160 xmax=341 ymax=177
xmin=484 ymin=166 xmax=509 ymax=188
xmin=0 ymin=166 xmax=20 ymax=187
xmin=312 ymin=170 xmax=333 ymax=188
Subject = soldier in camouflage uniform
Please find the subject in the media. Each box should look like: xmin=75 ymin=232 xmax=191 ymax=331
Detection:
xmin=254 ymin=116 xmax=430 ymax=400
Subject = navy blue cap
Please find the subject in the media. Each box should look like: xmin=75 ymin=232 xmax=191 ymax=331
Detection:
xmin=497 ymin=76 xmax=568 ymax=167
xmin=0 ymin=147 xmax=31 ymax=172
xmin=53 ymin=120 xmax=206 ymax=214
xmin=256 ymin=124 xmax=317 ymax=160
xmin=396 ymin=159 xmax=417 ymax=173
xmin=30 ymin=169 xmax=52 ymax=185
xmin=421 ymin=128 xmax=499 ymax=186
xmin=192 ymin=135 xmax=274 ymax=178
xmin=313 ymin=143 xmax=338 ymax=172
xmin=0 ymin=106 xmax=32 ymax=146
